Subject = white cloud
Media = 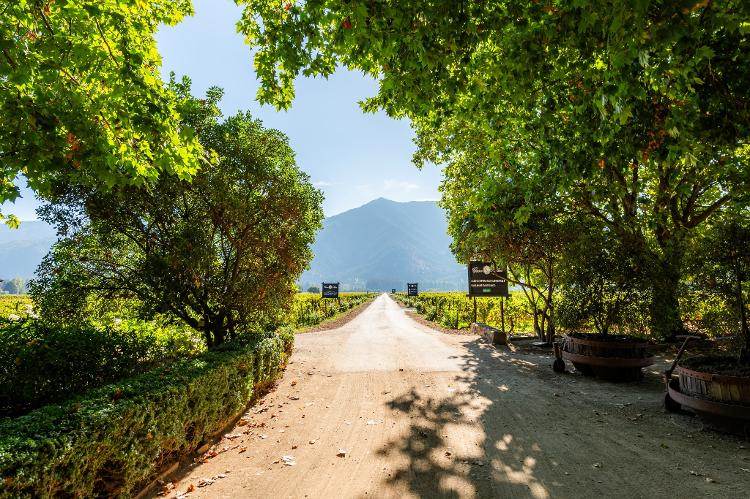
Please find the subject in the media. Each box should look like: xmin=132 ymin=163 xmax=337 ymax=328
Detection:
xmin=312 ymin=180 xmax=341 ymax=187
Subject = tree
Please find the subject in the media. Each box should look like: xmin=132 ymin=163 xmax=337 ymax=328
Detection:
xmin=0 ymin=0 xmax=202 ymax=227
xmin=239 ymin=1 xmax=750 ymax=339
xmin=306 ymin=286 xmax=320 ymax=294
xmin=557 ymin=227 xmax=649 ymax=336
xmin=31 ymin=83 xmax=324 ymax=347
xmin=687 ymin=215 xmax=750 ymax=362
xmin=1 ymin=277 xmax=25 ymax=295
xmin=441 ymin=145 xmax=574 ymax=343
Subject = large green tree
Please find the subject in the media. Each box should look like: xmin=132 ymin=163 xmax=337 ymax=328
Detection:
xmin=0 ymin=0 xmax=202 ymax=226
xmin=32 ymin=82 xmax=324 ymax=347
xmin=240 ymin=1 xmax=750 ymax=338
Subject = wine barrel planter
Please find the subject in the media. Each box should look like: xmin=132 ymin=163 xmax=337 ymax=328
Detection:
xmin=678 ymin=366 xmax=750 ymax=405
xmin=665 ymin=356 xmax=750 ymax=436
xmin=560 ymin=334 xmax=654 ymax=381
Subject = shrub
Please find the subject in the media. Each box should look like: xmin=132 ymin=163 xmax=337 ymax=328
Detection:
xmin=0 ymin=328 xmax=293 ymax=498
xmin=0 ymin=318 xmax=202 ymax=417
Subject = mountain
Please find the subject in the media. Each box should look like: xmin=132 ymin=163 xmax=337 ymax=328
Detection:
xmin=0 ymin=199 xmax=467 ymax=291
xmin=0 ymin=221 xmax=56 ymax=281
xmin=300 ymin=198 xmax=466 ymax=291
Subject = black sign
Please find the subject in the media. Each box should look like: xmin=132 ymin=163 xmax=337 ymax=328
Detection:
xmin=391 ymin=288 xmax=396 ymax=293
xmin=407 ymin=283 xmax=418 ymax=296
xmin=321 ymin=282 xmax=339 ymax=298
xmin=467 ymin=261 xmax=508 ymax=297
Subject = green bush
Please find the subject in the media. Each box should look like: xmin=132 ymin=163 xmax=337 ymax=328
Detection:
xmin=0 ymin=319 xmax=202 ymax=417
xmin=0 ymin=328 xmax=293 ymax=498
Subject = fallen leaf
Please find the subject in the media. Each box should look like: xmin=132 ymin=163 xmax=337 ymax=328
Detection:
xmin=337 ymin=449 xmax=347 ymax=457
xmin=197 ymin=478 xmax=214 ymax=487
xmin=187 ymin=484 xmax=195 ymax=493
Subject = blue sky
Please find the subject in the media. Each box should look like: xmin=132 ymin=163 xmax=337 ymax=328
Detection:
xmin=1 ymin=0 xmax=441 ymax=220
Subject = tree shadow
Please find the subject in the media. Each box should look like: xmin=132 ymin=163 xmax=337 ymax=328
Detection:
xmin=371 ymin=338 xmax=555 ymax=498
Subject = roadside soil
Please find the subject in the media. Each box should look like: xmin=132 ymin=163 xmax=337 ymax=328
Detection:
xmin=158 ymin=294 xmax=749 ymax=499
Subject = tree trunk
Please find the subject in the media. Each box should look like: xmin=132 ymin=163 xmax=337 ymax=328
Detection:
xmin=533 ymin=309 xmax=541 ymax=341
xmin=737 ymin=270 xmax=749 ymax=363
xmin=649 ymin=241 xmax=685 ymax=340
xmin=545 ymin=319 xmax=555 ymax=344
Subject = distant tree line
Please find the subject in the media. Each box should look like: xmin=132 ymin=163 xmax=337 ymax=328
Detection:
xmin=0 ymin=277 xmax=26 ymax=295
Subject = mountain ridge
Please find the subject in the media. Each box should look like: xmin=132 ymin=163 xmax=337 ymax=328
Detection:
xmin=300 ymin=198 xmax=465 ymax=291
xmin=0 ymin=199 xmax=467 ymax=291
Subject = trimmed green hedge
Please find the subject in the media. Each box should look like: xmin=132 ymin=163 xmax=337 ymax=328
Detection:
xmin=0 ymin=318 xmax=202 ymax=417
xmin=0 ymin=328 xmax=294 ymax=498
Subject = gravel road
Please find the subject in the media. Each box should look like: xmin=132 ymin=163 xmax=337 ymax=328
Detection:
xmin=163 ymin=294 xmax=749 ymax=499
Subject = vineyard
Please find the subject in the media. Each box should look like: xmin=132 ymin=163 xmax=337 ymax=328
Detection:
xmin=288 ymin=292 xmax=375 ymax=328
xmin=0 ymin=295 xmax=32 ymax=319
xmin=392 ymin=292 xmax=535 ymax=334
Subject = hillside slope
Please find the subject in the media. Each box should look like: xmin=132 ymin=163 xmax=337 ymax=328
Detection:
xmin=300 ymin=198 xmax=465 ymax=291
xmin=0 ymin=221 xmax=56 ymax=280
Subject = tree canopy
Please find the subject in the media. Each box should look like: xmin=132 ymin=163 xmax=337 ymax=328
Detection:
xmin=31 ymin=82 xmax=324 ymax=347
xmin=239 ymin=1 xmax=750 ymax=338
xmin=0 ymin=0 xmax=203 ymax=226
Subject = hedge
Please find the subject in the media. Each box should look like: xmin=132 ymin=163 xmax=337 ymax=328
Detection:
xmin=0 ymin=328 xmax=294 ymax=498
xmin=0 ymin=318 xmax=202 ymax=417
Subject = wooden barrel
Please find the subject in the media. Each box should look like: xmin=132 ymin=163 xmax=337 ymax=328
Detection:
xmin=678 ymin=365 xmax=750 ymax=406
xmin=562 ymin=334 xmax=654 ymax=381
xmin=565 ymin=334 xmax=651 ymax=359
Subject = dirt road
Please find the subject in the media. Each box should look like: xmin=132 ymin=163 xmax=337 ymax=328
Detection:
xmin=164 ymin=294 xmax=748 ymax=499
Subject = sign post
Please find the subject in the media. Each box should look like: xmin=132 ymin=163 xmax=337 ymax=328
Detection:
xmin=407 ymin=282 xmax=418 ymax=297
xmin=467 ymin=261 xmax=509 ymax=297
xmin=467 ymin=261 xmax=509 ymax=329
xmin=391 ymin=288 xmax=396 ymax=294
xmin=321 ymin=282 xmax=339 ymax=299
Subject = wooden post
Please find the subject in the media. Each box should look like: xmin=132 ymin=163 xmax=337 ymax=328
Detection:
xmin=500 ymin=297 xmax=506 ymax=335
xmin=473 ymin=296 xmax=477 ymax=324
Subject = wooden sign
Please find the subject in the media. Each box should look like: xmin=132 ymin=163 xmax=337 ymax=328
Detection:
xmin=322 ymin=282 xmax=339 ymax=298
xmin=467 ymin=262 xmax=508 ymax=297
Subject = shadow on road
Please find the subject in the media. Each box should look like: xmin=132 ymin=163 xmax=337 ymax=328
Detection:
xmin=370 ymin=335 xmax=748 ymax=499
xmin=373 ymin=339 xmax=554 ymax=498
